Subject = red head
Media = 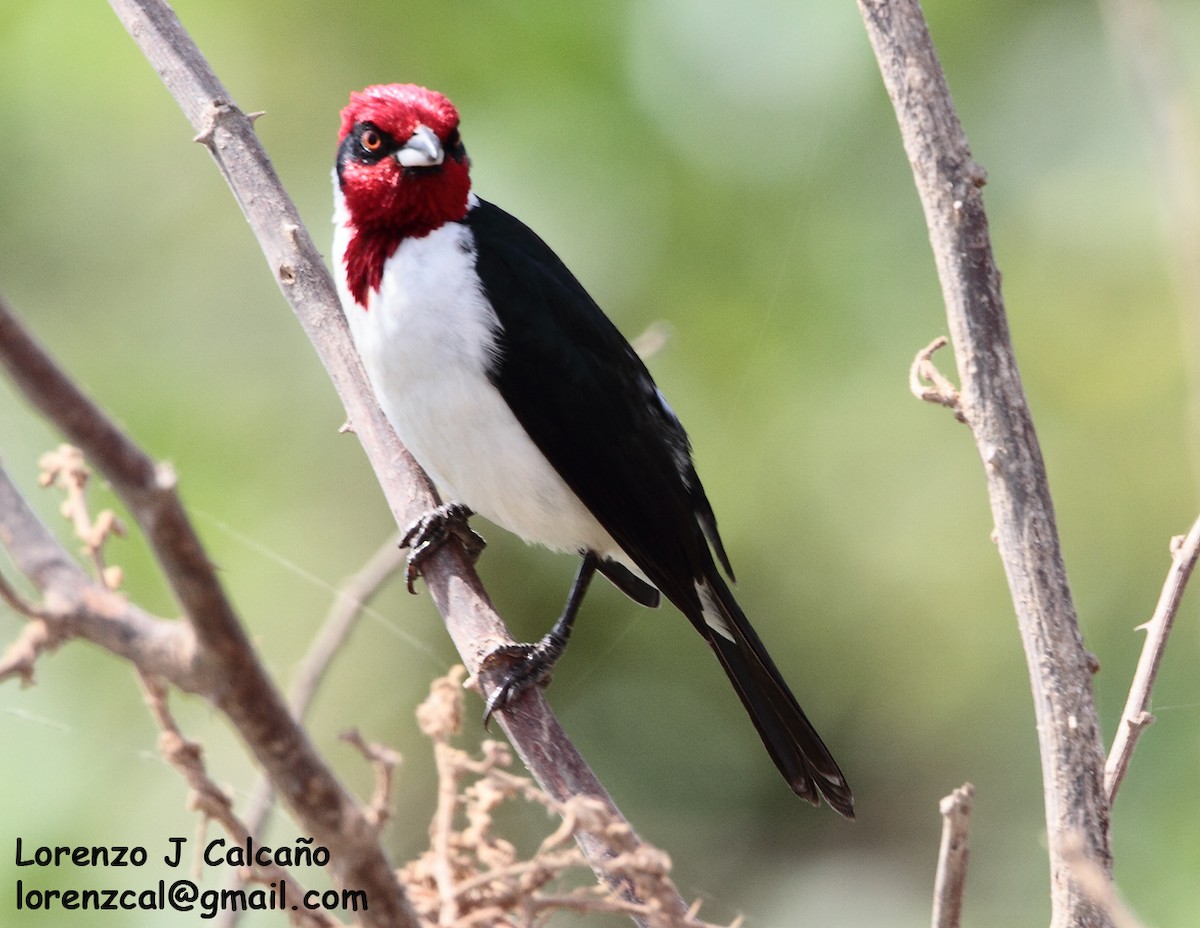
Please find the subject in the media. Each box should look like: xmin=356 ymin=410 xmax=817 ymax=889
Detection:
xmin=336 ymin=84 xmax=472 ymax=305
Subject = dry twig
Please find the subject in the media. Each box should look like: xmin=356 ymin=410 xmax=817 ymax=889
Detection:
xmin=931 ymin=783 xmax=974 ymax=928
xmin=399 ymin=670 xmax=739 ymax=928
xmin=138 ymin=672 xmax=338 ymax=928
xmin=340 ymin=728 xmax=403 ymax=830
xmin=857 ymin=2 xmax=1113 ymax=925
xmin=102 ymin=0 xmax=700 ymax=921
xmin=909 ymin=337 xmax=964 ymax=422
xmin=1105 ymin=514 xmax=1200 ymax=803
xmin=37 ymin=444 xmax=126 ymax=589
xmin=0 ymin=455 xmax=199 ymax=689
xmin=0 ymin=290 xmax=418 ymax=928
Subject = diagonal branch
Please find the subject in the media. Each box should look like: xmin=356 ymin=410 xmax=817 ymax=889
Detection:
xmin=1105 ymin=513 xmax=1200 ymax=803
xmin=101 ymin=0 xmax=693 ymax=922
xmin=217 ymin=534 xmax=407 ymax=928
xmin=856 ymin=2 xmax=1113 ymax=926
xmin=0 ymin=301 xmax=419 ymax=928
xmin=0 ymin=456 xmax=204 ymax=690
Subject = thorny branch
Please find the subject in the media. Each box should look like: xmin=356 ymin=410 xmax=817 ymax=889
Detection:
xmin=856 ymin=1 xmax=1114 ymax=925
xmin=103 ymin=0 xmax=703 ymax=921
xmin=138 ymin=673 xmax=339 ymax=928
xmin=2 ymin=0 xmax=704 ymax=924
xmin=1105 ymin=513 xmax=1200 ymax=804
xmin=225 ymin=539 xmax=407 ymax=850
xmin=0 ymin=290 xmax=419 ymax=928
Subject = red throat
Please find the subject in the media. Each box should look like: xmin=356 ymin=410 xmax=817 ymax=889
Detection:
xmin=337 ymin=84 xmax=472 ymax=307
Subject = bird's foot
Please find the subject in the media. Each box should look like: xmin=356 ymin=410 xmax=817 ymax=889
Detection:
xmin=399 ymin=503 xmax=486 ymax=593
xmin=479 ymin=633 xmax=567 ymax=727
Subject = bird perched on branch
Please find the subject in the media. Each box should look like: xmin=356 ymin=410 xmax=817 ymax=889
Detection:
xmin=332 ymin=82 xmax=853 ymax=817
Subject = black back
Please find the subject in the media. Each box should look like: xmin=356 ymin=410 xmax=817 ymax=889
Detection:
xmin=462 ymin=199 xmax=730 ymax=618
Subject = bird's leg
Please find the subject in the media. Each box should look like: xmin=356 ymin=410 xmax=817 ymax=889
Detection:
xmin=398 ymin=502 xmax=486 ymax=594
xmin=481 ymin=551 xmax=599 ymax=725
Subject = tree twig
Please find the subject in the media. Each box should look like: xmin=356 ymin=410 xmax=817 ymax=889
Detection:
xmin=0 ymin=457 xmax=203 ymax=689
xmin=0 ymin=294 xmax=419 ymax=927
xmin=101 ymin=0 xmax=693 ymax=922
xmin=1105 ymin=513 xmax=1200 ymax=803
xmin=137 ymin=672 xmax=339 ymax=928
xmin=236 ymin=534 xmax=408 ymax=835
xmin=214 ymin=535 xmax=407 ymax=928
xmin=931 ymin=783 xmax=974 ymax=928
xmin=856 ymin=3 xmax=1113 ymax=925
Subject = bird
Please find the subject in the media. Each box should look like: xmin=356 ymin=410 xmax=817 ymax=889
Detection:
xmin=332 ymin=82 xmax=854 ymax=817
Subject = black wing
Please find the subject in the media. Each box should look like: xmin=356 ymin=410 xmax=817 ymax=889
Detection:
xmin=463 ymin=198 xmax=730 ymax=614
xmin=463 ymin=199 xmax=854 ymax=815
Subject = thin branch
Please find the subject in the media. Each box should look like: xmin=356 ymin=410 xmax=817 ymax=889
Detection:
xmin=1105 ymin=514 xmax=1200 ymax=803
xmin=290 ymin=534 xmax=409 ymax=718
xmin=234 ymin=534 xmax=407 ymax=835
xmin=339 ymin=729 xmax=402 ymax=829
xmin=215 ymin=535 xmax=406 ymax=928
xmin=0 ymin=291 xmax=418 ymax=928
xmin=137 ymin=672 xmax=338 ymax=928
xmin=856 ymin=2 xmax=1113 ymax=925
xmin=931 ymin=783 xmax=974 ymax=928
xmin=0 ymin=459 xmax=205 ymax=689
xmin=104 ymin=0 xmax=697 ymax=922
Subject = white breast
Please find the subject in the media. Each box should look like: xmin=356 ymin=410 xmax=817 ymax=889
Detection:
xmin=332 ymin=193 xmax=626 ymax=563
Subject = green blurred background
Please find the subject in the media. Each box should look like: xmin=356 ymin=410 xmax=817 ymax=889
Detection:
xmin=2 ymin=1 xmax=1198 ymax=925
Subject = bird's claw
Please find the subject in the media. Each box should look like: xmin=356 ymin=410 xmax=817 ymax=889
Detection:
xmin=399 ymin=503 xmax=486 ymax=593
xmin=479 ymin=637 xmax=565 ymax=728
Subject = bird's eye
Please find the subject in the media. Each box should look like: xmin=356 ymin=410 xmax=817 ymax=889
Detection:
xmin=360 ymin=128 xmax=384 ymax=154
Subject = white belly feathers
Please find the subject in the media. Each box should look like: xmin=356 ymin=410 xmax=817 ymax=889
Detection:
xmin=333 ymin=198 xmax=625 ymax=563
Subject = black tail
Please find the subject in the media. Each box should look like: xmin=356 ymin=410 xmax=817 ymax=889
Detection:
xmin=697 ymin=574 xmax=854 ymax=818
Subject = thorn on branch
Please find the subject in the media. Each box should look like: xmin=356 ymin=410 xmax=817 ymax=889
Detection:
xmin=192 ymin=99 xmax=254 ymax=148
xmin=340 ymin=729 xmax=402 ymax=830
xmin=910 ymin=337 xmax=965 ymax=422
xmin=1106 ymin=512 xmax=1200 ymax=805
